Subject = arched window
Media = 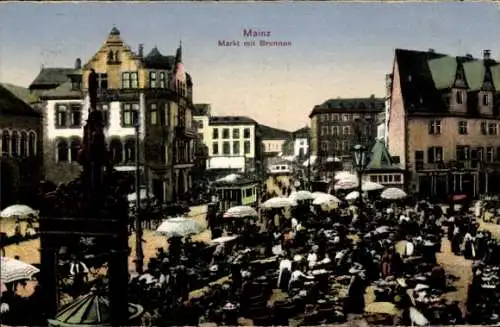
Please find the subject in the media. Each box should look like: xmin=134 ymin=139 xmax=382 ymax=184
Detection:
xmin=1 ymin=131 xmax=10 ymax=155
xmin=20 ymin=132 xmax=28 ymax=157
xmin=11 ymin=131 xmax=19 ymax=156
xmin=109 ymin=139 xmax=123 ymax=164
xmin=70 ymin=138 xmax=82 ymax=162
xmin=56 ymin=140 xmax=69 ymax=162
xmin=124 ymin=139 xmax=136 ymax=163
xmin=107 ymin=50 xmax=114 ymax=62
xmin=28 ymin=132 xmax=36 ymax=156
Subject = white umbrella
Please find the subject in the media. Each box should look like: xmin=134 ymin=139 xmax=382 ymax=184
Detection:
xmin=156 ymin=217 xmax=204 ymax=238
xmin=0 ymin=257 xmax=40 ymax=284
xmin=223 ymin=206 xmax=258 ymax=218
xmin=334 ymin=171 xmax=357 ymax=181
xmin=313 ymin=193 xmax=341 ymax=205
xmin=210 ymin=235 xmax=239 ymax=244
xmin=0 ymin=205 xmax=38 ymax=219
xmin=312 ymin=192 xmax=327 ymax=199
xmin=381 ymin=187 xmax=407 ymax=200
xmin=262 ymin=197 xmax=297 ymax=209
xmin=361 ymin=181 xmax=384 ymax=192
xmin=216 ymin=174 xmax=241 ymax=183
xmin=127 ymin=189 xmax=155 ymax=202
xmin=409 ymin=307 xmax=429 ymax=326
xmin=289 ymin=190 xmax=314 ymax=201
xmin=345 ymin=191 xmax=360 ymax=201
xmin=334 ymin=179 xmax=359 ymax=190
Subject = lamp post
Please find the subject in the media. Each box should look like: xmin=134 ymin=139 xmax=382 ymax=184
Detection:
xmin=134 ymin=114 xmax=144 ymax=274
xmin=352 ymin=144 xmax=369 ymax=208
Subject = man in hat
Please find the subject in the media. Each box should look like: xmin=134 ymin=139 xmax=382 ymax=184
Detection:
xmin=69 ymin=254 xmax=89 ymax=298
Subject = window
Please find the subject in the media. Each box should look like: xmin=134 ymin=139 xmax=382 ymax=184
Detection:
xmin=483 ymin=94 xmax=490 ymax=106
xmin=97 ymin=73 xmax=108 ymax=89
xmin=122 ymin=72 xmax=138 ymax=89
xmin=487 ymin=147 xmax=494 ymax=162
xmin=197 ymin=120 xmax=204 ymax=129
xmin=10 ymin=132 xmax=18 ymax=156
xmin=70 ymin=104 xmax=82 ymax=127
xmin=233 ymin=141 xmax=240 ymax=155
xmin=456 ymin=145 xmax=470 ymax=161
xmin=20 ymin=132 xmax=27 ymax=157
xmin=481 ymin=122 xmax=487 ymax=135
xmin=488 ymin=123 xmax=497 ymax=135
xmin=458 ymin=121 xmax=468 ymax=135
xmin=70 ymin=138 xmax=81 ymax=162
xmin=159 ymin=72 xmax=166 ymax=88
xmin=414 ymin=151 xmax=424 ymax=168
xmin=342 ymin=140 xmax=349 ymax=150
xmin=427 ymin=146 xmax=443 ymax=163
xmin=342 ymin=126 xmax=350 ymax=135
xmin=222 ymin=128 xmax=230 ymax=139
xmin=456 ymin=90 xmax=464 ymax=104
xmin=149 ymin=72 xmax=157 ymax=88
xmin=428 ymin=120 xmax=441 ymax=134
xmin=109 ymin=139 xmax=123 ymax=163
xmin=243 ymin=128 xmax=251 ymax=138
xmin=56 ymin=140 xmax=69 ymax=162
xmin=212 ymin=142 xmax=219 ymax=155
xmin=98 ymin=104 xmax=110 ymax=127
xmin=321 ymin=141 xmax=328 ymax=153
xmin=150 ymin=103 xmax=158 ymax=125
xmin=232 ymin=128 xmax=240 ymax=139
xmin=213 ymin=128 xmax=219 ymax=139
xmin=124 ymin=139 xmax=136 ymax=163
xmin=223 ymin=141 xmax=230 ymax=154
xmin=244 ymin=141 xmax=251 ymax=154
xmin=321 ymin=126 xmax=328 ymax=136
xmin=55 ymin=104 xmax=68 ymax=128
xmin=199 ymin=133 xmax=204 ymax=140
xmin=28 ymin=132 xmax=36 ymax=156
xmin=370 ymin=175 xmax=378 ymax=182
xmin=394 ymin=174 xmax=402 ymax=182
xmin=332 ymin=114 xmax=339 ymax=121
xmin=342 ymin=114 xmax=350 ymax=121
xmin=1 ymin=131 xmax=9 ymax=155
xmin=122 ymin=103 xmax=139 ymax=127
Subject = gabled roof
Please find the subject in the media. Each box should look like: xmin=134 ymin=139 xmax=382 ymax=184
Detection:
xmin=209 ymin=116 xmax=256 ymax=125
xmin=29 ymin=68 xmax=76 ymax=88
xmin=366 ymin=140 xmax=401 ymax=170
xmin=1 ymin=83 xmax=38 ymax=105
xmin=258 ymin=124 xmax=291 ymax=140
xmin=395 ymin=48 xmax=500 ymax=113
xmin=309 ymin=96 xmax=384 ymax=117
xmin=0 ymin=84 xmax=40 ymax=117
xmin=143 ymin=47 xmax=175 ymax=69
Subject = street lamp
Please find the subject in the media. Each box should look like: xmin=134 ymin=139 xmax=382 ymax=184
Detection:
xmin=134 ymin=112 xmax=144 ymax=274
xmin=352 ymin=144 xmax=370 ymax=208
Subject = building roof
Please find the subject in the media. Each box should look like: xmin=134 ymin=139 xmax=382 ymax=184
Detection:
xmin=193 ymin=103 xmax=211 ymax=116
xmin=309 ymin=96 xmax=384 ymax=118
xmin=292 ymin=126 xmax=310 ymax=138
xmin=143 ymin=47 xmax=175 ymax=69
xmin=29 ymin=67 xmax=76 ymax=88
xmin=366 ymin=139 xmax=401 ymax=171
xmin=258 ymin=124 xmax=291 ymax=140
xmin=0 ymin=84 xmax=40 ymax=117
xmin=209 ymin=116 xmax=256 ymax=125
xmin=1 ymin=83 xmax=38 ymax=105
xmin=394 ymin=48 xmax=500 ymax=114
xmin=39 ymin=81 xmax=83 ymax=100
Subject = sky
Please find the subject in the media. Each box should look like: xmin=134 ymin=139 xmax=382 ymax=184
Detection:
xmin=1 ymin=2 xmax=499 ymax=131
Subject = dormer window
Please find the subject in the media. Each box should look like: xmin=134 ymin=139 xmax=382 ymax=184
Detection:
xmin=483 ymin=94 xmax=490 ymax=106
xmin=456 ymin=90 xmax=464 ymax=104
xmin=107 ymin=51 xmax=114 ymax=62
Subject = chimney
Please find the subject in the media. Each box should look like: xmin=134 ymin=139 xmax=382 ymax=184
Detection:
xmin=75 ymin=58 xmax=82 ymax=70
xmin=428 ymin=48 xmax=435 ymax=53
xmin=483 ymin=49 xmax=491 ymax=60
xmin=138 ymin=44 xmax=144 ymax=58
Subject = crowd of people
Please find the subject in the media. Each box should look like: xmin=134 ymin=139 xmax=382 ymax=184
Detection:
xmin=5 ymin=173 xmax=500 ymax=326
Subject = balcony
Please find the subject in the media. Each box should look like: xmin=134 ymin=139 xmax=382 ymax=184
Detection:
xmin=413 ymin=160 xmax=479 ymax=171
xmin=175 ymin=126 xmax=197 ymax=139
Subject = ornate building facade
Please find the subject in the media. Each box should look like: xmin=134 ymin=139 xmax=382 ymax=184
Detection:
xmin=387 ymin=48 xmax=500 ymax=200
xmin=30 ymin=27 xmax=196 ymax=202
